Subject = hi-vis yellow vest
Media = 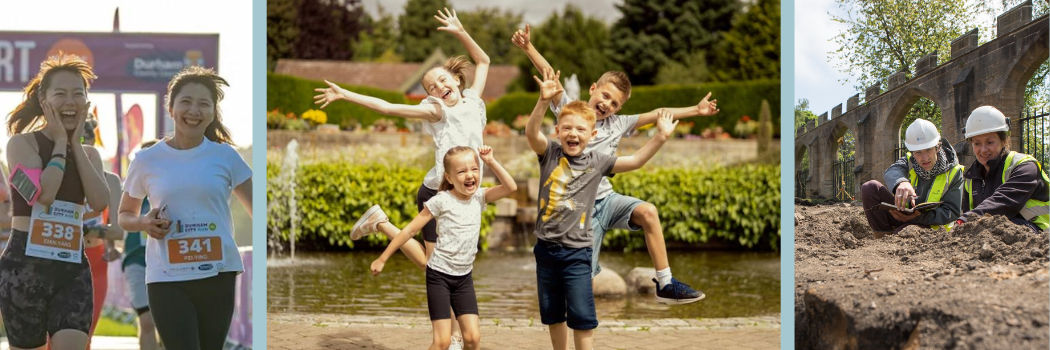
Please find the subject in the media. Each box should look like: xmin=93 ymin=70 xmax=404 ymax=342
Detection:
xmin=906 ymin=152 xmax=965 ymax=232
xmin=964 ymin=151 xmax=1050 ymax=232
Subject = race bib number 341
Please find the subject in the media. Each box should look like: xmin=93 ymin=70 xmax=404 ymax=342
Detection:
xmin=166 ymin=237 xmax=222 ymax=264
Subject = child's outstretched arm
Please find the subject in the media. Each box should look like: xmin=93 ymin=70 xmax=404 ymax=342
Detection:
xmin=634 ymin=92 xmax=720 ymax=129
xmin=370 ymin=208 xmax=434 ymax=276
xmin=314 ymin=80 xmax=442 ymax=122
xmin=527 ymin=69 xmax=563 ymax=156
xmin=478 ymin=146 xmax=518 ymax=202
xmin=436 ymin=8 xmax=491 ymax=94
xmin=613 ymin=110 xmax=677 ymax=174
xmin=512 ymin=24 xmax=563 ymax=102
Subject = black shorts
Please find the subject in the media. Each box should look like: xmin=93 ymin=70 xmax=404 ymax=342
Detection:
xmin=417 ymin=184 xmax=439 ymax=243
xmin=0 ymin=230 xmax=93 ymax=348
xmin=425 ymin=266 xmax=478 ymax=320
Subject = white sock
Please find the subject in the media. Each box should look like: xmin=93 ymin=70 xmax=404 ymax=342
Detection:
xmin=656 ymin=268 xmax=673 ymax=288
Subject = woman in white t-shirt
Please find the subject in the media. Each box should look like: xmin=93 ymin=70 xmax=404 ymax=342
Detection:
xmin=117 ymin=66 xmax=252 ymax=350
xmin=360 ymin=145 xmax=516 ymax=350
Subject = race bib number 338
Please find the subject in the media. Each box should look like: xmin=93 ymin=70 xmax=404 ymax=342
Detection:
xmin=30 ymin=221 xmax=81 ymax=250
xmin=166 ymin=237 xmax=222 ymax=264
xmin=26 ymin=201 xmax=84 ymax=263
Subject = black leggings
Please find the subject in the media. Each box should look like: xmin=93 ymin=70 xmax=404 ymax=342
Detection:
xmin=148 ymin=272 xmax=237 ymax=350
xmin=0 ymin=230 xmax=92 ymax=348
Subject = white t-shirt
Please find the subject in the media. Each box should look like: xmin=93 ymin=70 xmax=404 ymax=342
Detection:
xmin=124 ymin=139 xmax=252 ymax=284
xmin=420 ymin=88 xmax=486 ymax=190
xmin=551 ymin=93 xmax=640 ymax=200
xmin=424 ymin=188 xmax=486 ymax=276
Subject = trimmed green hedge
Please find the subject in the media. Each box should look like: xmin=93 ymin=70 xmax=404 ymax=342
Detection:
xmin=486 ymin=80 xmax=782 ymax=136
xmin=267 ymin=162 xmax=495 ymax=250
xmin=606 ymin=164 xmax=781 ymax=251
xmin=267 ymin=73 xmax=409 ymax=129
xmin=267 ymin=73 xmax=779 ymax=136
xmin=268 ymin=161 xmax=779 ymax=251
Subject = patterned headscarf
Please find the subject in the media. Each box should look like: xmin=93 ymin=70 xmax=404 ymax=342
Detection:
xmin=910 ymin=143 xmax=952 ymax=181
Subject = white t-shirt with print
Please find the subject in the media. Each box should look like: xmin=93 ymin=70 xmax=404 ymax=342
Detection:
xmin=124 ymin=139 xmax=252 ymax=284
xmin=424 ymin=187 xmax=486 ymax=276
xmin=551 ymin=93 xmax=640 ymax=200
xmin=420 ymin=88 xmax=486 ymax=190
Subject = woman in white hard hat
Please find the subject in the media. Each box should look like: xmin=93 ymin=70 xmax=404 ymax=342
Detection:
xmin=956 ymin=106 xmax=1049 ymax=233
xmin=861 ymin=118 xmax=965 ymax=237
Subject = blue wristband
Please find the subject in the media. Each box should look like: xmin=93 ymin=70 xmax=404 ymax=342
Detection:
xmin=46 ymin=160 xmax=65 ymax=172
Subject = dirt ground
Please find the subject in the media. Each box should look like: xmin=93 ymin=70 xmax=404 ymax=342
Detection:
xmin=794 ymin=202 xmax=1049 ymax=350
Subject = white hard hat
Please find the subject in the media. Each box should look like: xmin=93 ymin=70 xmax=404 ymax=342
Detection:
xmin=964 ymin=106 xmax=1009 ymax=139
xmin=904 ymin=118 xmax=940 ymax=151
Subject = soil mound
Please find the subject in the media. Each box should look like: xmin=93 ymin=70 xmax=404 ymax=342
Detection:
xmin=795 ymin=205 xmax=1049 ymax=349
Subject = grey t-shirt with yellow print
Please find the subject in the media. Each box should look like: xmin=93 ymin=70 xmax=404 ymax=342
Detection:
xmin=533 ymin=139 xmax=617 ymax=248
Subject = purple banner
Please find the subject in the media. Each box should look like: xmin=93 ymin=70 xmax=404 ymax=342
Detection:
xmin=0 ymin=32 xmax=218 ymax=91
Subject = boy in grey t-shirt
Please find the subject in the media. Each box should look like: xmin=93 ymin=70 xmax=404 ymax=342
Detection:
xmin=526 ymin=69 xmax=678 ymax=350
xmin=514 ymin=25 xmax=712 ymax=305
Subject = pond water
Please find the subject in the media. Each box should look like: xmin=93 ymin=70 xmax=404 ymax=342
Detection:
xmin=267 ymin=250 xmax=780 ymax=319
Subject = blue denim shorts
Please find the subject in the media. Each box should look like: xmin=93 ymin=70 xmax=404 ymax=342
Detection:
xmin=590 ymin=192 xmax=645 ymax=276
xmin=534 ymin=240 xmax=597 ymax=330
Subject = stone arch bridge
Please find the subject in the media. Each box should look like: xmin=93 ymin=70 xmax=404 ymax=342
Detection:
xmin=795 ymin=3 xmax=1048 ymax=199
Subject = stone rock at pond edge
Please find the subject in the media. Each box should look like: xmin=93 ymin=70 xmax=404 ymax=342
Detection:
xmin=625 ymin=267 xmax=657 ymax=294
xmin=592 ymin=269 xmax=627 ymax=297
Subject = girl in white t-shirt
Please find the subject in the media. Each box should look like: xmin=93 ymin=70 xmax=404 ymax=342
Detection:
xmin=317 ymin=9 xmax=489 ymax=347
xmin=118 ymin=66 xmax=252 ymax=350
xmin=358 ymin=145 xmax=516 ymax=350
xmin=315 ymin=7 xmax=489 ymax=264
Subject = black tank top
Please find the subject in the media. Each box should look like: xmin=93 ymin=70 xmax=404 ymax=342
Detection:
xmin=12 ymin=132 xmax=86 ymax=216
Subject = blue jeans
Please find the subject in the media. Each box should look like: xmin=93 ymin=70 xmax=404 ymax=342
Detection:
xmin=534 ymin=240 xmax=597 ymax=330
xmin=590 ymin=192 xmax=645 ymax=277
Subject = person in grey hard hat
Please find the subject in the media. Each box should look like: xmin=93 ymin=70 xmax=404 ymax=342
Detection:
xmin=956 ymin=106 xmax=1049 ymax=233
xmin=860 ymin=118 xmax=965 ymax=237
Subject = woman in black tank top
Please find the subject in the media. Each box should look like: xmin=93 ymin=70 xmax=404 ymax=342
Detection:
xmin=0 ymin=53 xmax=110 ymax=350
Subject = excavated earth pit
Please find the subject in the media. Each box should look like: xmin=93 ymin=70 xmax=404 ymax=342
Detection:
xmin=794 ymin=203 xmax=1049 ymax=350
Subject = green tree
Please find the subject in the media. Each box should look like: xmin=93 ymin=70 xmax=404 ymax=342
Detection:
xmin=512 ymin=5 xmax=621 ymax=92
xmin=354 ymin=4 xmax=402 ymax=62
xmin=294 ymin=0 xmax=369 ymax=60
xmin=712 ymin=0 xmax=781 ymax=81
xmin=655 ymin=50 xmax=710 ymax=85
xmin=266 ymin=0 xmax=368 ymax=71
xmin=458 ymin=8 xmax=525 ymax=65
xmin=267 ymin=0 xmax=299 ymax=71
xmin=397 ymin=0 xmax=457 ymax=62
xmin=610 ymin=0 xmax=739 ymax=86
xmin=794 ymin=98 xmax=818 ymax=135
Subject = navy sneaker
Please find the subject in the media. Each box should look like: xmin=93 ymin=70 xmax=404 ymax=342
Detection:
xmin=654 ymin=278 xmax=705 ymax=305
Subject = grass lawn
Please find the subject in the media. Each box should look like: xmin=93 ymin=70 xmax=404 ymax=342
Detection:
xmin=93 ymin=316 xmax=137 ymax=337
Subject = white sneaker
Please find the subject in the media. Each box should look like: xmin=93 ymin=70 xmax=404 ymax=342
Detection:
xmin=350 ymin=204 xmax=388 ymax=240
xmin=448 ymin=335 xmax=464 ymax=350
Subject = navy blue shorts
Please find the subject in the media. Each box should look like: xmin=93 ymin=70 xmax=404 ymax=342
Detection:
xmin=534 ymin=240 xmax=598 ymax=330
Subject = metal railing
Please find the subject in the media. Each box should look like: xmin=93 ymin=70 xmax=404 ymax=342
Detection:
xmin=796 ymin=169 xmax=809 ymax=198
xmin=1019 ymin=107 xmax=1049 ymax=169
xmin=832 ymin=157 xmax=857 ymax=201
